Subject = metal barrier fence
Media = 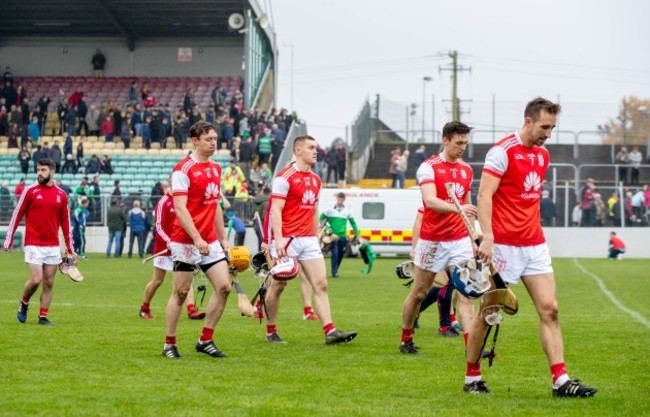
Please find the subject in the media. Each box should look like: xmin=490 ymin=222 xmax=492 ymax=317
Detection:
xmin=1 ymin=162 xmax=648 ymax=228
xmin=0 ymin=194 xmax=260 ymax=228
xmin=350 ymin=100 xmax=375 ymax=183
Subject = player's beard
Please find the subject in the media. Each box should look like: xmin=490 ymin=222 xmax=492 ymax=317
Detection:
xmin=37 ymin=173 xmax=52 ymax=185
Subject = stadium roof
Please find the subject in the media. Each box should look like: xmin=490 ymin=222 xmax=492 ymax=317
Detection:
xmin=0 ymin=0 xmax=250 ymax=48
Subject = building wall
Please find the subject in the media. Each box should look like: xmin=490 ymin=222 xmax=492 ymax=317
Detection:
xmin=4 ymin=227 xmax=646 ymax=259
xmin=1 ymin=38 xmax=244 ymax=77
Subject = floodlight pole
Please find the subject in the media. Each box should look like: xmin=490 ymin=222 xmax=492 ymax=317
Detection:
xmin=422 ymin=76 xmax=432 ymax=141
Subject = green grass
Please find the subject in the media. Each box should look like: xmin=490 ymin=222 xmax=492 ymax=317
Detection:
xmin=0 ymin=255 xmax=649 ymax=416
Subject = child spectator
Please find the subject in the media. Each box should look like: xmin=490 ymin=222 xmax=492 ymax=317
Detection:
xmin=608 ymin=231 xmax=626 ymax=260
xmin=102 ymin=115 xmax=114 ymax=142
xmin=28 ymin=116 xmax=40 ymax=143
xmin=226 ymin=211 xmax=247 ymax=246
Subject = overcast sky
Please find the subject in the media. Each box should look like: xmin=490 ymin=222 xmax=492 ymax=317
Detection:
xmin=266 ymin=0 xmax=650 ymax=147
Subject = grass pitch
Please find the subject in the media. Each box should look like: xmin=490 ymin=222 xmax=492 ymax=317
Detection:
xmin=0 ymin=254 xmax=648 ymax=416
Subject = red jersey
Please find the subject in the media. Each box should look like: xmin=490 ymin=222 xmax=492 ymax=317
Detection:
xmin=14 ymin=183 xmax=24 ymax=199
xmin=153 ymin=193 xmax=174 ymax=255
xmin=3 ymin=183 xmax=73 ymax=252
xmin=610 ymin=236 xmax=625 ymax=250
xmin=170 ymin=155 xmax=222 ymax=244
xmin=483 ymin=132 xmax=549 ymax=246
xmin=416 ymin=154 xmax=473 ymax=241
xmin=271 ymin=164 xmax=321 ymax=238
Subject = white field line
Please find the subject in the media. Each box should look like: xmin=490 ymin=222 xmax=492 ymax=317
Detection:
xmin=573 ymin=258 xmax=650 ymax=329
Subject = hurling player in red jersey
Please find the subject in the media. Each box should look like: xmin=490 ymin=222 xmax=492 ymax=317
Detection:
xmin=465 ymin=98 xmax=596 ymax=397
xmin=3 ymin=158 xmax=76 ymax=325
xmin=258 ymin=197 xmax=319 ymax=321
xmin=138 ymin=185 xmax=205 ymax=321
xmin=162 ymin=122 xmax=230 ymax=359
xmin=400 ymin=121 xmax=477 ymax=354
xmin=265 ymin=135 xmax=357 ymax=345
xmin=408 ymin=205 xmax=464 ymax=337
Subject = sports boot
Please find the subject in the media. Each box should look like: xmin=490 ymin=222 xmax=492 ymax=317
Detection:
xmin=553 ymin=379 xmax=597 ymax=398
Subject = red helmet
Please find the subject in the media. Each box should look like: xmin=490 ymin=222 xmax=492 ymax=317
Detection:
xmin=269 ymin=256 xmax=300 ymax=281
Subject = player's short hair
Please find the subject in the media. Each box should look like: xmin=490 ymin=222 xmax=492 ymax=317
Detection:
xmin=524 ymin=97 xmax=561 ymax=121
xmin=37 ymin=158 xmax=56 ymax=171
xmin=442 ymin=121 xmax=473 ymax=140
xmin=190 ymin=121 xmax=217 ymax=139
xmin=293 ymin=135 xmax=316 ymax=153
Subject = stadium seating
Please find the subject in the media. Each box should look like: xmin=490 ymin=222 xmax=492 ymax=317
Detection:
xmin=0 ymin=152 xmax=234 ymax=193
xmin=13 ymin=75 xmax=243 ymax=137
xmin=15 ymin=76 xmax=241 ymax=112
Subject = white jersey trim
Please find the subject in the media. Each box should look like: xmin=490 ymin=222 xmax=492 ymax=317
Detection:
xmin=271 ymin=176 xmax=290 ymax=198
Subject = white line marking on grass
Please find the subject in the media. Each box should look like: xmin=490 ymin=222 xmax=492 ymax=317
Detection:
xmin=573 ymin=258 xmax=650 ymax=329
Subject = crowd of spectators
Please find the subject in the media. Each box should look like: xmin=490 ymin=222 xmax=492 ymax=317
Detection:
xmin=13 ymin=134 xmax=114 ymax=176
xmin=1 ymin=65 xmax=355 ymax=224
xmin=573 ymin=178 xmax=650 ymax=227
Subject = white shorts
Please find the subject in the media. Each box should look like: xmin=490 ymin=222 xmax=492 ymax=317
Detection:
xmin=270 ymin=237 xmax=323 ymax=261
xmin=154 ymin=255 xmax=173 ymax=272
xmin=24 ymin=246 xmax=62 ymax=266
xmin=492 ymin=243 xmax=553 ymax=284
xmin=414 ymin=237 xmax=473 ymax=273
xmin=169 ymin=240 xmax=226 ymax=266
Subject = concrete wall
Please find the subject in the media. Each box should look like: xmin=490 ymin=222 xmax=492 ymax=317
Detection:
xmin=3 ymin=226 xmax=648 ymax=259
xmin=543 ymin=228 xmax=649 ymax=258
xmin=1 ymin=38 xmax=244 ymax=77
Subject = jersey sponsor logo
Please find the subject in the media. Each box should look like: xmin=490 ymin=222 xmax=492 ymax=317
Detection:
xmin=449 ymin=182 xmax=466 ymax=200
xmin=460 ymin=169 xmax=467 ymax=179
xmin=301 ymin=189 xmax=316 ymax=207
xmin=204 ymin=182 xmax=220 ymax=199
xmin=522 ymin=171 xmax=542 ymax=199
xmin=437 ymin=169 xmax=446 ymax=174
xmin=36 ymin=195 xmax=43 ymax=199
xmin=515 ymin=153 xmax=525 ymax=160
xmin=193 ymin=171 xmax=202 ymax=177
xmin=212 ymin=167 xmax=219 ymax=177
xmin=493 ymin=257 xmax=507 ymax=272
xmin=293 ymin=179 xmax=301 ymax=184
xmin=538 ymin=154 xmax=544 ymax=166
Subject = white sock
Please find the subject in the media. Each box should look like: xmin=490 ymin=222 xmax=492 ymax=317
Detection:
xmin=465 ymin=375 xmax=482 ymax=384
xmin=553 ymin=374 xmax=570 ymax=388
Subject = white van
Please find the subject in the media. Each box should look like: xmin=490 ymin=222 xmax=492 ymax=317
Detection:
xmin=318 ymin=188 xmax=421 ymax=256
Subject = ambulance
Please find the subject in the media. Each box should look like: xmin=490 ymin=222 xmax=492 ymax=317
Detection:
xmin=318 ymin=188 xmax=421 ymax=256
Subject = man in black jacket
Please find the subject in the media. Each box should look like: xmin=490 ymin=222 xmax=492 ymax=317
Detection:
xmin=77 ymin=97 xmax=88 ymax=136
xmin=239 ymin=132 xmax=255 ymax=179
xmin=37 ymin=96 xmax=51 ymax=135
xmin=92 ymin=49 xmax=106 ymax=77
xmin=50 ymin=140 xmax=63 ymax=173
